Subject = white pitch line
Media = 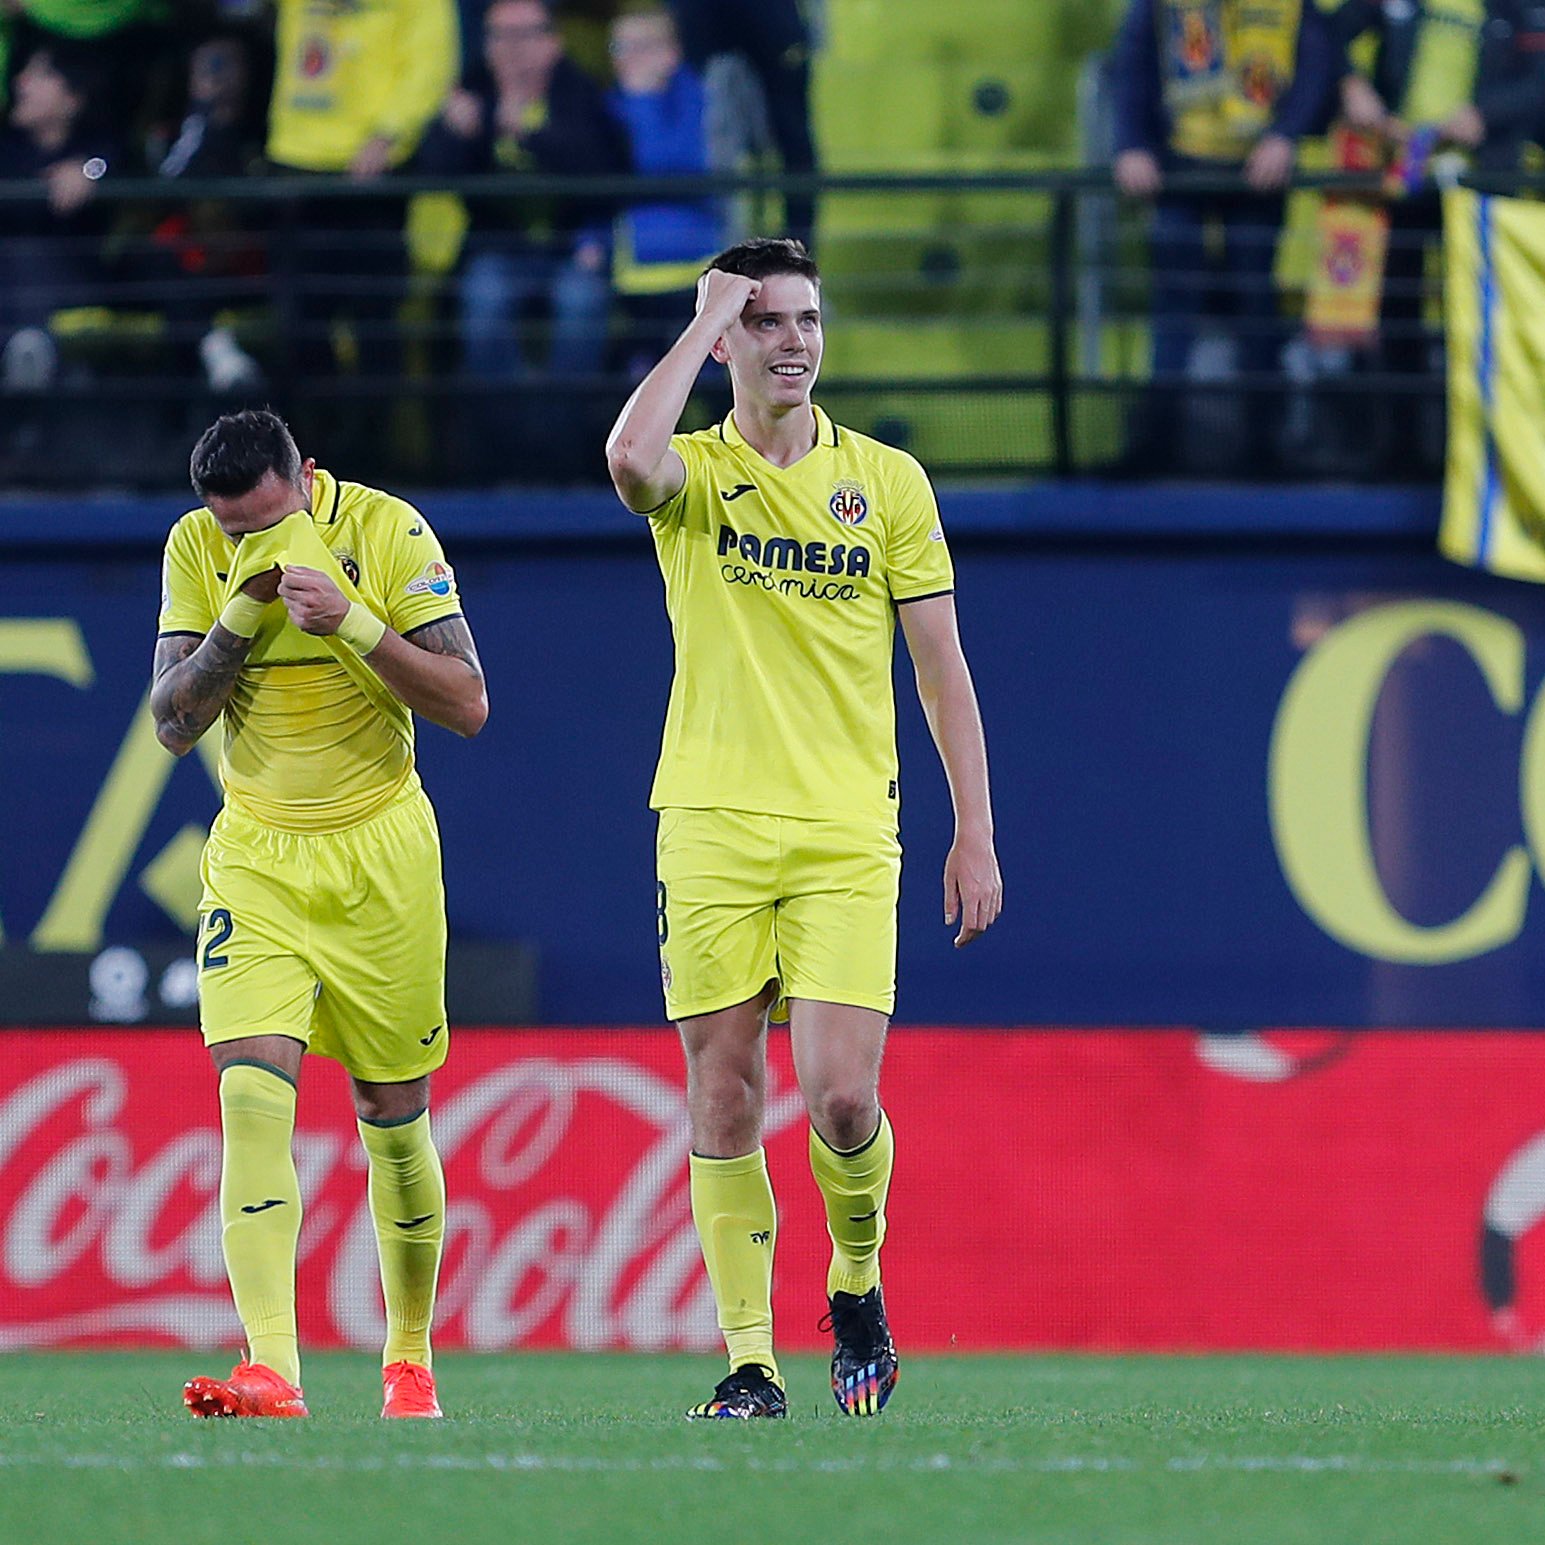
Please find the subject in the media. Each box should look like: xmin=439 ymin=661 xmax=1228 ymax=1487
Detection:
xmin=0 ymin=1451 xmax=1515 ymax=1479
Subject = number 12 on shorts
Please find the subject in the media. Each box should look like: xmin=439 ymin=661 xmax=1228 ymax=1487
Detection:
xmin=201 ymin=908 xmax=233 ymax=970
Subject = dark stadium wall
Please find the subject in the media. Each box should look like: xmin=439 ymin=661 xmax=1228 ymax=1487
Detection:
xmin=6 ymin=538 xmax=1545 ymax=1027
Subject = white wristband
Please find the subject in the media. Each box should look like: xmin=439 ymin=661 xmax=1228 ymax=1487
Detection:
xmin=336 ymin=602 xmax=387 ymax=656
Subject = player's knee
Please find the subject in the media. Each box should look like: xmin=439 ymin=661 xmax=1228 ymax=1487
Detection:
xmin=809 ymin=1089 xmax=879 ymax=1152
xmin=351 ymin=1074 xmax=430 ymax=1127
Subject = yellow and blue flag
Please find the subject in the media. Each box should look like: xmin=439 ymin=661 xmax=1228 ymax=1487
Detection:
xmin=1441 ymin=188 xmax=1545 ymax=583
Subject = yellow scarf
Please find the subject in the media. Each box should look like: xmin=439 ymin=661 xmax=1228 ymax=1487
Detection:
xmin=1402 ymin=0 xmax=1484 ymax=124
xmin=1160 ymin=0 xmax=1303 ymax=163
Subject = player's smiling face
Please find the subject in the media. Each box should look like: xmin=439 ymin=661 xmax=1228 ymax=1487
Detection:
xmin=717 ymin=274 xmax=822 ymax=408
xmin=206 ymin=461 xmax=316 ymax=541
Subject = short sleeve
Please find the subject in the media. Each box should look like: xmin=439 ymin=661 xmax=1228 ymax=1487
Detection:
xmin=158 ymin=513 xmax=217 ymax=635
xmin=378 ymin=500 xmax=463 ymax=633
xmin=885 ymin=453 xmax=954 ymax=602
xmin=642 ymin=433 xmax=709 ymax=525
xmin=380 ymin=501 xmax=465 ymax=637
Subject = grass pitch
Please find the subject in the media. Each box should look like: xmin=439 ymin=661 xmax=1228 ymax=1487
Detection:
xmin=1 ymin=1353 xmax=1541 ymax=1544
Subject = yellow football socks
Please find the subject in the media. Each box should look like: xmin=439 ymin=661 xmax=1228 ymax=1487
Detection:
xmin=358 ymin=1108 xmax=446 ymax=1369
xmin=218 ymin=1062 xmax=302 ymax=1386
xmin=689 ymin=1149 xmax=779 ymax=1379
xmin=809 ymin=1111 xmax=894 ymax=1297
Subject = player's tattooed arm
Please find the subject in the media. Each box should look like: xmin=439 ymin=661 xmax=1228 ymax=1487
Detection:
xmin=149 ymin=628 xmax=255 ymax=756
xmin=364 ymin=615 xmax=489 ymax=738
xmin=404 ymin=615 xmax=483 ymax=674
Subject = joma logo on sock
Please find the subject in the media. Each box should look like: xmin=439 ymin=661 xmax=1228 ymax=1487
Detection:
xmin=749 ymin=1230 xmax=771 ymax=1245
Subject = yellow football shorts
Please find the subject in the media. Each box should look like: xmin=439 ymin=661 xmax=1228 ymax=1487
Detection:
xmin=655 ymin=807 xmax=902 ymax=1021
xmin=196 ymin=784 xmax=449 ymax=1081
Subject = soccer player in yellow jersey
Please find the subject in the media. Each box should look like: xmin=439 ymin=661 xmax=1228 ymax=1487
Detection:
xmin=150 ymin=410 xmax=488 ymax=1420
xmin=606 ymin=239 xmax=1003 ymax=1419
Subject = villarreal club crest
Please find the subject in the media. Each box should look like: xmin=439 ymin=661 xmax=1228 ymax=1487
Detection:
xmin=830 ymin=481 xmax=868 ymax=527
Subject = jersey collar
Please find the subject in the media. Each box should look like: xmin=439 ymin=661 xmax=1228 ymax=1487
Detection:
xmin=719 ymin=403 xmax=839 ymax=463
xmin=309 ymin=467 xmax=342 ymax=524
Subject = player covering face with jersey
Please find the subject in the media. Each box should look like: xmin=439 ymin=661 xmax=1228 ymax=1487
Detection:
xmin=606 ymin=239 xmax=1002 ymax=1419
xmin=152 ymin=409 xmax=487 ymax=1421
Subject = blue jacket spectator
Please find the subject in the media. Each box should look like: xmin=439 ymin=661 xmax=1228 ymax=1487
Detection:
xmin=607 ymin=8 xmax=718 ymax=285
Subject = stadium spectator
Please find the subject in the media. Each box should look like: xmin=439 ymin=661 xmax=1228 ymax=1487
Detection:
xmin=4 ymin=0 xmax=158 ymax=140
xmin=606 ymin=4 xmax=720 ymax=380
xmin=1332 ymin=0 xmax=1486 ymax=159
xmin=1471 ymin=0 xmax=1545 ymax=171
xmin=151 ymin=31 xmax=268 ymax=393
xmin=1111 ymin=0 xmax=1339 ymax=471
xmin=417 ymin=0 xmax=629 ymax=473
xmin=1322 ymin=0 xmax=1489 ymax=472
xmin=666 ymin=0 xmax=817 ymax=252
xmin=264 ymin=0 xmax=458 ymax=381
xmin=0 ymin=40 xmax=118 ymax=392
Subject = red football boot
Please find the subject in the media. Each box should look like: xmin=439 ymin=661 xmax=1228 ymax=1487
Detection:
xmin=183 ymin=1360 xmax=309 ymax=1419
xmin=382 ymin=1360 xmax=443 ymax=1419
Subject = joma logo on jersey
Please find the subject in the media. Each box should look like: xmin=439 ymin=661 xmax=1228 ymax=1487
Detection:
xmin=717 ymin=524 xmax=871 ymax=577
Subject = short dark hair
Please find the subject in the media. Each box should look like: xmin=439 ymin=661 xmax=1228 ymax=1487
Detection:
xmin=29 ymin=42 xmax=110 ymax=109
xmin=706 ymin=237 xmax=820 ymax=286
xmin=189 ymin=409 xmax=303 ymax=501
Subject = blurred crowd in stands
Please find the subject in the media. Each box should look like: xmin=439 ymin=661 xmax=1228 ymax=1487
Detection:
xmin=1111 ymin=0 xmax=1545 ymax=477
xmin=0 ymin=0 xmax=812 ymax=475
xmin=0 ymin=0 xmax=1542 ymax=483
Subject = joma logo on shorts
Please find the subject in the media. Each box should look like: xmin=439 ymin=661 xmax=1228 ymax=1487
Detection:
xmin=717 ymin=524 xmax=871 ymax=578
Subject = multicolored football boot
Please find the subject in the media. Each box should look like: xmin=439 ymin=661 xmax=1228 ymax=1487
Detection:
xmin=825 ymin=1287 xmax=899 ymax=1417
xmin=183 ymin=1359 xmax=309 ymax=1419
xmin=382 ymin=1360 xmax=443 ymax=1419
xmin=685 ymin=1363 xmax=788 ymax=1420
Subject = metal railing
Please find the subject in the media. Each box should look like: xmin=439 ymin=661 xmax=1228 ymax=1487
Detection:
xmin=0 ymin=167 xmax=1533 ymax=491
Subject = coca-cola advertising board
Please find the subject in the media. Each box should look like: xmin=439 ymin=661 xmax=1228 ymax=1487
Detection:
xmin=4 ymin=1027 xmax=1545 ymax=1353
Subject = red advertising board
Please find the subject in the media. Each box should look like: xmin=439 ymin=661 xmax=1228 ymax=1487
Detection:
xmin=2 ymin=1028 xmax=1543 ymax=1353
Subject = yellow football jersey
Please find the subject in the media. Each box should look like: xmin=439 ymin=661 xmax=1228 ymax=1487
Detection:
xmin=266 ymin=0 xmax=458 ymax=171
xmin=646 ymin=405 xmax=954 ymax=825
xmin=158 ymin=468 xmax=463 ymax=832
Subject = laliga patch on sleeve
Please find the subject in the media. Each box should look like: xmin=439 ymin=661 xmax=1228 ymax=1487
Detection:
xmin=405 ymin=560 xmax=455 ymax=598
xmin=929 ymin=526 xmax=945 ymax=542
